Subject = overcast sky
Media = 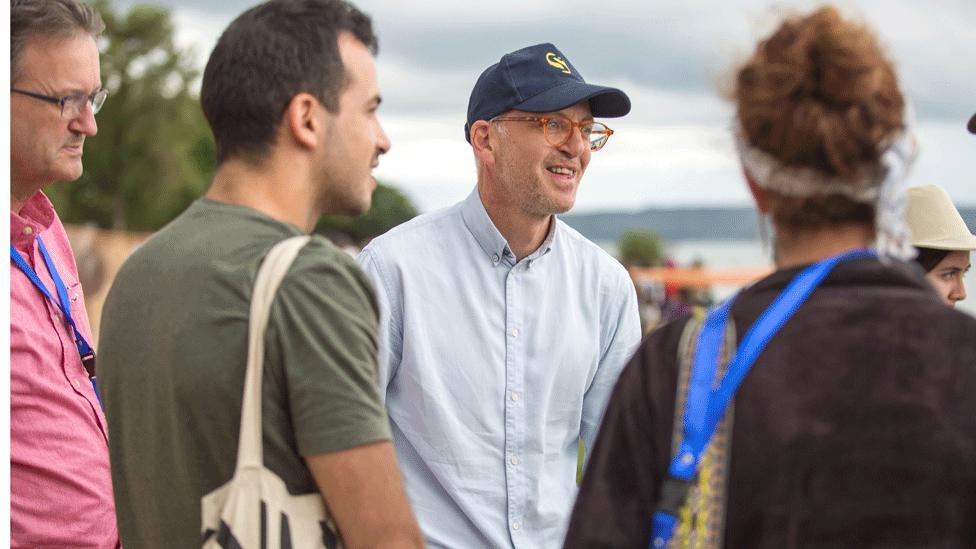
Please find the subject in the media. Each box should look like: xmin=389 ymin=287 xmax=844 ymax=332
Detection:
xmin=122 ymin=0 xmax=976 ymax=213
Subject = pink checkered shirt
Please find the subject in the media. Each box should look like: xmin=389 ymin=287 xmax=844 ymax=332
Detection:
xmin=10 ymin=192 xmax=119 ymax=549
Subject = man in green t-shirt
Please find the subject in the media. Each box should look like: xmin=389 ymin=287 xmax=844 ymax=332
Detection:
xmin=97 ymin=1 xmax=423 ymax=547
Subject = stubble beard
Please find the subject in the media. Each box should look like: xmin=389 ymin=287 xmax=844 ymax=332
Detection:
xmin=498 ymin=155 xmax=577 ymax=220
xmin=318 ymin=180 xmax=371 ymax=218
xmin=520 ymin=171 xmax=577 ymax=218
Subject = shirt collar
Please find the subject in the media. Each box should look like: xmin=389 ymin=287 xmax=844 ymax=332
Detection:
xmin=527 ymin=217 xmax=557 ymax=261
xmin=461 ymin=188 xmax=511 ymax=261
xmin=460 ymin=187 xmax=557 ymax=263
xmin=10 ymin=191 xmax=57 ymax=249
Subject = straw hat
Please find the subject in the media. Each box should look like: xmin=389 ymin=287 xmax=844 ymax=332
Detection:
xmin=906 ymin=184 xmax=976 ymax=251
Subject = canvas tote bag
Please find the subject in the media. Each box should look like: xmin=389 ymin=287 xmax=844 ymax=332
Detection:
xmin=201 ymin=235 xmax=343 ymax=549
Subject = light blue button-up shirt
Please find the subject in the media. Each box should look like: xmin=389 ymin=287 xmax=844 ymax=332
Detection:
xmin=358 ymin=188 xmax=641 ymax=548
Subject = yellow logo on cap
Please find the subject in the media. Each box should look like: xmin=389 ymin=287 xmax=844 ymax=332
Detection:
xmin=546 ymin=52 xmax=572 ymax=74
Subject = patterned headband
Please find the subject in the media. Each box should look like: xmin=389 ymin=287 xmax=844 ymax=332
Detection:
xmin=734 ymin=111 xmax=918 ymax=261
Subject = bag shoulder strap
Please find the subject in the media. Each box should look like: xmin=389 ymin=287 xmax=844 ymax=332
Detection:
xmin=235 ymin=235 xmax=312 ymax=472
xmin=651 ymin=249 xmax=873 ymax=548
xmin=662 ymin=310 xmax=737 ymax=547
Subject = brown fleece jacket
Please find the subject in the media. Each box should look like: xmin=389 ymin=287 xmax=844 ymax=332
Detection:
xmin=566 ymin=257 xmax=976 ymax=549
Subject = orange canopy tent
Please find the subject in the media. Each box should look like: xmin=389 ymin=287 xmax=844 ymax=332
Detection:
xmin=628 ymin=265 xmax=772 ymax=289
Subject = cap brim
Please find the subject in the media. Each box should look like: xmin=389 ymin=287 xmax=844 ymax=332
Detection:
xmin=513 ymin=81 xmax=631 ymax=118
xmin=968 ymin=112 xmax=976 ymax=134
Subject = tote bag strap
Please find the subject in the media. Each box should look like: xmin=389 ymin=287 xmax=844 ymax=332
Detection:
xmin=235 ymin=235 xmax=312 ymax=471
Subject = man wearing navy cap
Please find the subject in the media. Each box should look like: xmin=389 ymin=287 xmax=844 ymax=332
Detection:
xmin=358 ymin=43 xmax=641 ymax=547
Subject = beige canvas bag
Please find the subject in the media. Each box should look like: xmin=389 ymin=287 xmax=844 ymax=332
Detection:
xmin=201 ymin=235 xmax=343 ymax=549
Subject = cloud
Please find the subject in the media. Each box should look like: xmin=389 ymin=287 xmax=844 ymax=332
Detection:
xmin=373 ymin=114 xmax=751 ymax=213
xmin=169 ymin=7 xmax=235 ymax=72
xmin=362 ymin=0 xmax=975 ymax=120
xmin=113 ymin=0 xmax=976 ymax=212
xmin=126 ymin=0 xmax=976 ymax=120
xmin=375 ymin=113 xmax=976 ymax=214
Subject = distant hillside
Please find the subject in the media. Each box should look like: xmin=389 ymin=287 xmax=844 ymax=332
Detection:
xmin=562 ymin=206 xmax=976 ymax=243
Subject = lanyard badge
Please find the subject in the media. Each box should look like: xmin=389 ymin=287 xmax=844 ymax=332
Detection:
xmin=10 ymin=236 xmax=102 ymax=407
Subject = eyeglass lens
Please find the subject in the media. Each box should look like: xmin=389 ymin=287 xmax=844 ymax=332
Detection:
xmin=544 ymin=118 xmax=610 ymax=151
xmin=63 ymin=89 xmax=108 ymax=117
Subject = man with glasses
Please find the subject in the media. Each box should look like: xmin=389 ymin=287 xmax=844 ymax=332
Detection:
xmin=9 ymin=1 xmax=118 ymax=547
xmin=358 ymin=43 xmax=642 ymax=547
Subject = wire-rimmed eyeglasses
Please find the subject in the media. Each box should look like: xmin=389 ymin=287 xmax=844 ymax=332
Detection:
xmin=11 ymin=87 xmax=109 ymax=118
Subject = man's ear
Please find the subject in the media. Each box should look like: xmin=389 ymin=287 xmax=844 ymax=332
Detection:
xmin=470 ymin=120 xmax=494 ymax=165
xmin=744 ymin=169 xmax=770 ymax=214
xmin=284 ymin=93 xmax=323 ymax=150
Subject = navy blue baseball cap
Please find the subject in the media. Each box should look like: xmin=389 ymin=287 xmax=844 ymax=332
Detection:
xmin=464 ymin=43 xmax=631 ymax=143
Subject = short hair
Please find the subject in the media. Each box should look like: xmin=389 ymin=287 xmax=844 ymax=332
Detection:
xmin=10 ymin=0 xmax=105 ymax=81
xmin=200 ymin=0 xmax=378 ymax=166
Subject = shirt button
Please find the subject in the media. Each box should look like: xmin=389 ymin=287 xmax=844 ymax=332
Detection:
xmin=492 ymin=254 xmax=500 ymax=263
xmin=72 ymin=378 xmax=81 ymax=390
xmin=510 ymin=456 xmax=519 ymax=465
xmin=511 ymin=328 xmax=519 ymax=337
xmin=511 ymin=392 xmax=519 ymax=402
xmin=22 ymin=226 xmax=33 ymax=235
xmin=512 ymin=520 xmax=521 ymax=531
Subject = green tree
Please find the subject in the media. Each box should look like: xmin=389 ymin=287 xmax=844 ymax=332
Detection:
xmin=48 ymin=0 xmax=214 ymax=231
xmin=617 ymin=229 xmax=664 ymax=267
xmin=316 ymin=182 xmax=419 ymax=244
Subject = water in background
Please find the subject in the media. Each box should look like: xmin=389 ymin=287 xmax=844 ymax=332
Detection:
xmin=600 ymin=239 xmax=976 ymax=315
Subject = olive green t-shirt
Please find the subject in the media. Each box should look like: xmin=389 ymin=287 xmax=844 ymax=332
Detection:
xmin=98 ymin=198 xmax=391 ymax=548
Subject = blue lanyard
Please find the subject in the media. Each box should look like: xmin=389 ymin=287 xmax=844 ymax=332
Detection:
xmin=10 ymin=235 xmax=102 ymax=407
xmin=649 ymin=249 xmax=874 ymax=548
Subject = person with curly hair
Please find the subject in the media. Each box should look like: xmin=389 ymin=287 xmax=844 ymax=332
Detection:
xmin=564 ymin=6 xmax=976 ymax=548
